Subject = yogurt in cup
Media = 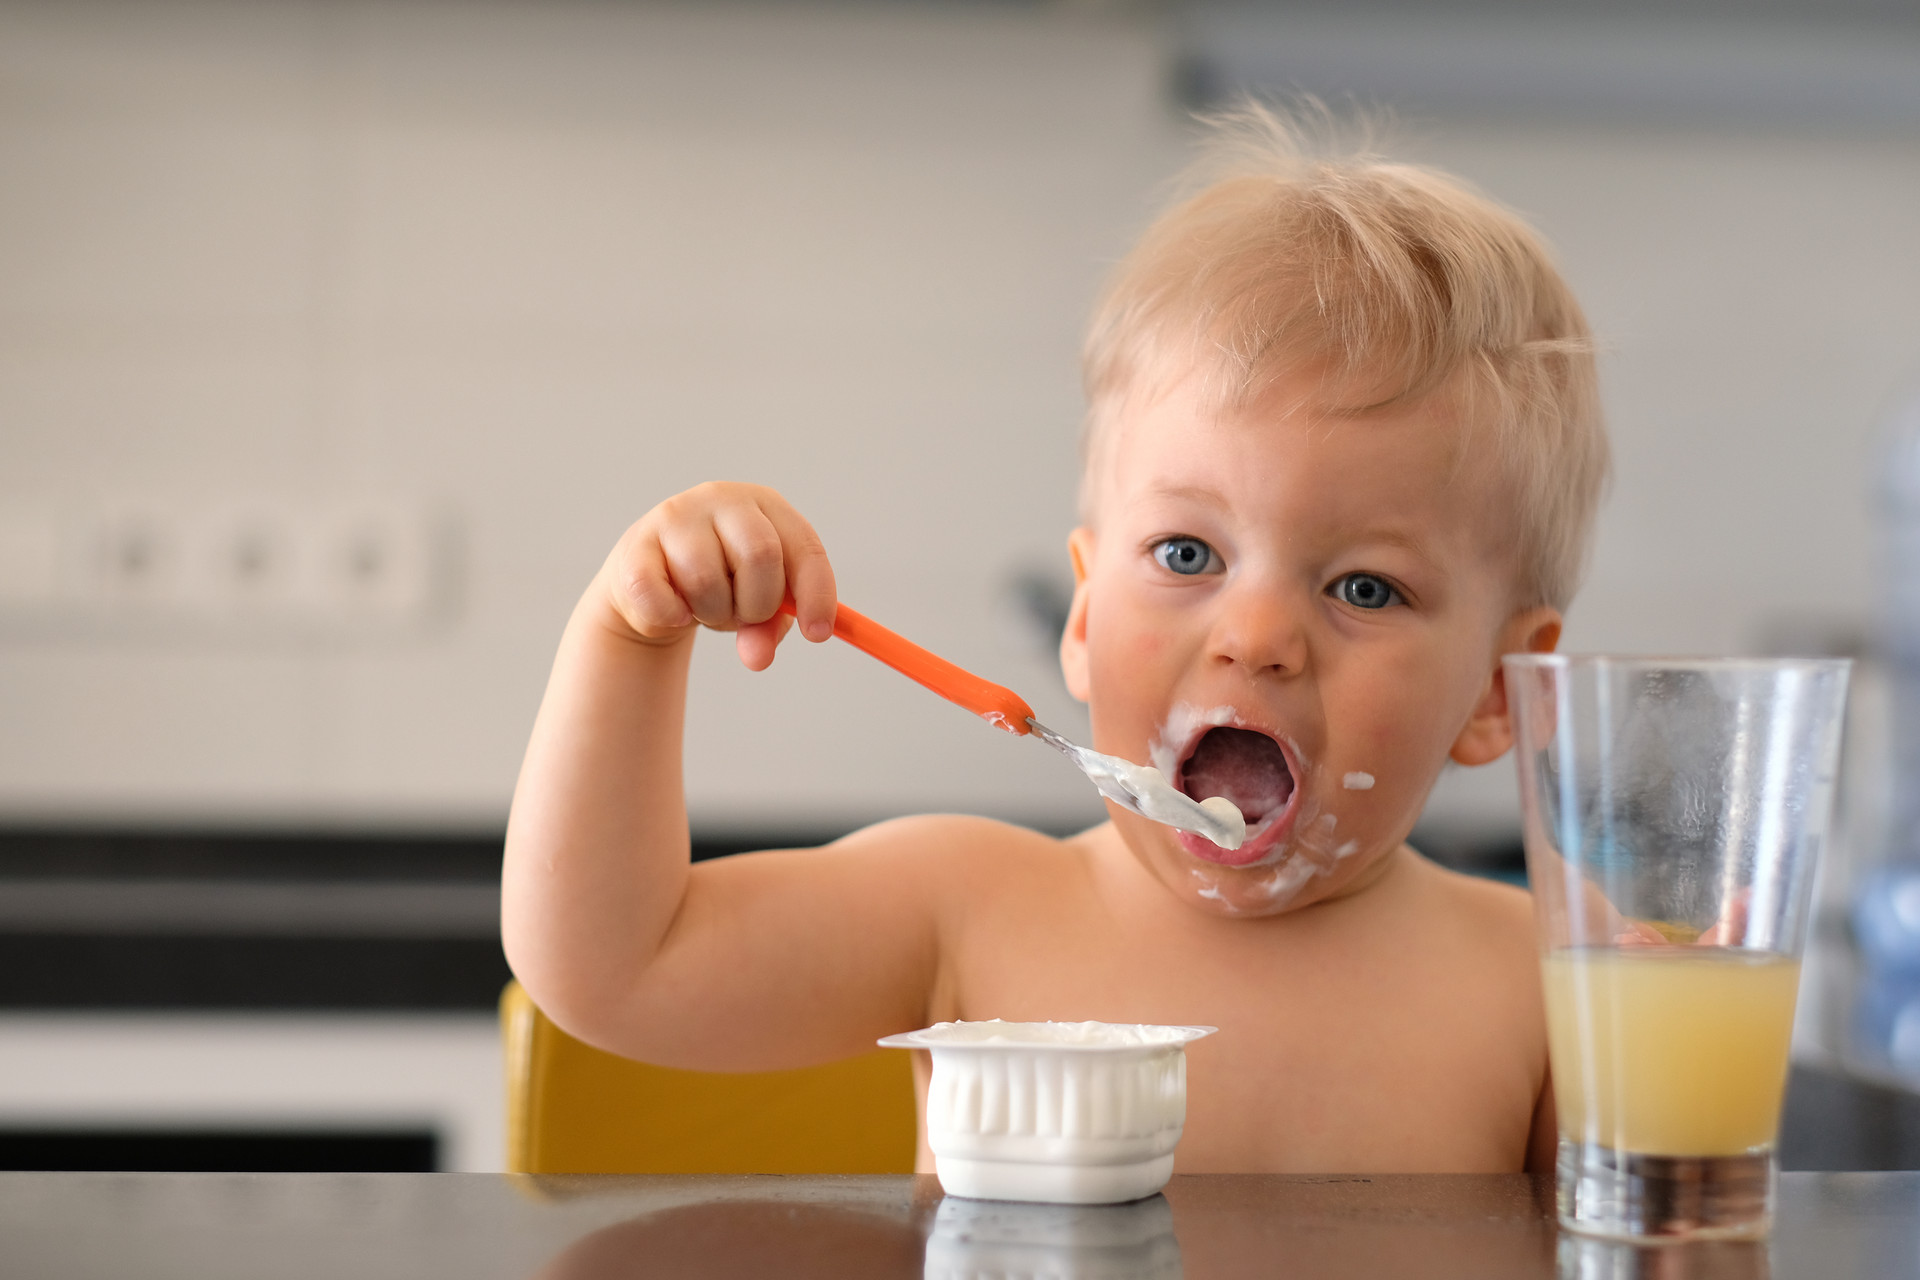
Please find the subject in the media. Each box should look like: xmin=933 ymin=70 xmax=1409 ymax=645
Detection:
xmin=877 ymin=1020 xmax=1217 ymax=1205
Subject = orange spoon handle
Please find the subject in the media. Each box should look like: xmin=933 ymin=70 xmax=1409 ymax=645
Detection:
xmin=780 ymin=597 xmax=1034 ymax=735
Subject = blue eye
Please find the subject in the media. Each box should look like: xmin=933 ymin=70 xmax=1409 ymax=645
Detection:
xmin=1152 ymin=537 xmax=1219 ymax=576
xmin=1332 ymin=573 xmax=1401 ymax=610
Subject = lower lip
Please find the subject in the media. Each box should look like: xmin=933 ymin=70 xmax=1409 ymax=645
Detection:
xmin=1175 ymin=801 xmax=1296 ymax=867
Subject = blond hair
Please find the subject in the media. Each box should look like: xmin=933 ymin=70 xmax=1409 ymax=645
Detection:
xmin=1081 ymin=104 xmax=1608 ymax=610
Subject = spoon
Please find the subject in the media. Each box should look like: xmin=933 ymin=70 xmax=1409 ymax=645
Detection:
xmin=777 ymin=597 xmax=1246 ymax=850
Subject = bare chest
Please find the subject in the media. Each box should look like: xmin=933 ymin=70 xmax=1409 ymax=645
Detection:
xmin=932 ymin=903 xmax=1540 ymax=1173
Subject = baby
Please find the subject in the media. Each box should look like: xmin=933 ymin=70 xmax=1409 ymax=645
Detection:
xmin=501 ymin=108 xmax=1609 ymax=1175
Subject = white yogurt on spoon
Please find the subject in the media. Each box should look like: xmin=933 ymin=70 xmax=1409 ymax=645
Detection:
xmin=1026 ymin=720 xmax=1247 ymax=850
xmin=1078 ymin=754 xmax=1248 ymax=850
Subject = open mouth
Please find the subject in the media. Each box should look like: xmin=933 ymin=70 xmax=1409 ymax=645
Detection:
xmin=1176 ymin=726 xmax=1297 ymax=863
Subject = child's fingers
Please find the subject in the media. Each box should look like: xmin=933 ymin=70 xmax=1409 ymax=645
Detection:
xmin=1611 ymin=919 xmax=1668 ymax=947
xmin=615 ymin=534 xmax=695 ymax=636
xmin=712 ymin=503 xmax=788 ymax=627
xmin=1697 ymin=888 xmax=1751 ymax=947
xmin=658 ymin=521 xmax=737 ymax=629
xmin=611 ymin=483 xmax=828 ymax=645
xmin=760 ymin=500 xmax=836 ymax=642
xmin=735 ymin=614 xmax=792 ymax=671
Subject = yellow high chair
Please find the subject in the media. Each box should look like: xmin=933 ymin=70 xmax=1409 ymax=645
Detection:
xmin=499 ymin=981 xmax=918 ymax=1173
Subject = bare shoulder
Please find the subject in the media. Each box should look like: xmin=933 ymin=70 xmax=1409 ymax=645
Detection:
xmin=689 ymin=813 xmax=1083 ymax=916
xmin=829 ymin=812 xmax=1071 ymax=858
xmin=1393 ymin=852 xmax=1546 ymax=1050
xmin=1397 ymin=850 xmax=1537 ymax=959
xmin=821 ymin=812 xmax=1085 ymax=888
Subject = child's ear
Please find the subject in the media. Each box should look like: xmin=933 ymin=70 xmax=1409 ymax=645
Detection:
xmin=1059 ymin=527 xmax=1095 ymax=703
xmin=1449 ymin=606 xmax=1562 ymax=767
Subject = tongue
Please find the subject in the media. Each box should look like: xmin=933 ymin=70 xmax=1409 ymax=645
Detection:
xmin=1180 ymin=728 xmax=1294 ymax=824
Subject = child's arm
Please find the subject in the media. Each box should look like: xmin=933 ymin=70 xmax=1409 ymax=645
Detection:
xmin=501 ymin=483 xmax=945 ymax=1069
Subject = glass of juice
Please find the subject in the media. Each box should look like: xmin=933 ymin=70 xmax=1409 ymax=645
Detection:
xmin=1504 ymin=655 xmax=1850 ymax=1242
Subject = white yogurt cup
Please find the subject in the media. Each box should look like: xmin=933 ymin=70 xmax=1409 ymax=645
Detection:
xmin=877 ymin=1020 xmax=1217 ymax=1205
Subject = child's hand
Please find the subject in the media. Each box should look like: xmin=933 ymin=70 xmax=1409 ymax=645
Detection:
xmin=600 ymin=482 xmax=838 ymax=671
xmin=1611 ymin=889 xmax=1752 ymax=947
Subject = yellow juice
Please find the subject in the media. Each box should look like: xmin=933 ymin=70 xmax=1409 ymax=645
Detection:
xmin=1542 ymin=947 xmax=1801 ymax=1158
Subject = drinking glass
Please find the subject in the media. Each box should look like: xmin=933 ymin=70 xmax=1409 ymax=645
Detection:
xmin=1505 ymin=655 xmax=1850 ymax=1242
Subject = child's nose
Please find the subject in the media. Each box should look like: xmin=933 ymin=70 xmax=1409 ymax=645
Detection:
xmin=1208 ymin=582 xmax=1308 ymax=676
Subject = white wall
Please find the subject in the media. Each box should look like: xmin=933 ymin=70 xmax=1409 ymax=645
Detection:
xmin=0 ymin=0 xmax=1179 ymax=835
xmin=1 ymin=1 xmax=1915 ymax=841
xmin=1415 ymin=121 xmax=1920 ymax=834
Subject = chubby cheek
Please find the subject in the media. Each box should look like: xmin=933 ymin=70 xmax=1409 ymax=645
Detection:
xmin=1089 ymin=615 xmax=1166 ymax=672
xmin=1338 ymin=642 xmax=1474 ymax=766
xmin=1320 ymin=660 xmax=1482 ymax=852
xmin=1086 ymin=641 xmax=1160 ymax=753
xmin=1304 ymin=663 xmax=1468 ymax=850
xmin=1084 ymin=586 xmax=1180 ymax=746
xmin=1129 ymin=626 xmax=1167 ymax=663
xmin=1337 ymin=718 xmax=1430 ymax=820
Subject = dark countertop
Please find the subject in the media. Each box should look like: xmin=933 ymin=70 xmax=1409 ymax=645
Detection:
xmin=0 ymin=1171 xmax=1909 ymax=1279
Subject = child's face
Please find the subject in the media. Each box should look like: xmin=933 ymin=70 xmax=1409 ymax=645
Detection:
xmin=1061 ymin=367 xmax=1559 ymax=917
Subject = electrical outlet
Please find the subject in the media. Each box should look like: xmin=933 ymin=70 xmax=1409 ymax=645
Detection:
xmin=317 ymin=505 xmax=439 ymax=621
xmin=0 ymin=496 xmax=459 ymax=641
xmin=196 ymin=506 xmax=300 ymax=615
xmin=86 ymin=508 xmax=179 ymax=610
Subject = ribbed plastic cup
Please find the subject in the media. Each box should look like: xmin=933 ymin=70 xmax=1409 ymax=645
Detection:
xmin=878 ymin=1021 xmax=1215 ymax=1205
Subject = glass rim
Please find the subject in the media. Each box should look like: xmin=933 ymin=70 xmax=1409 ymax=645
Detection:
xmin=1502 ymin=653 xmax=1852 ymax=675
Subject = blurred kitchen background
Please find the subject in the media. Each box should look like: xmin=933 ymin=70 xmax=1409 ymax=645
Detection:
xmin=2 ymin=0 xmax=1919 ymax=1172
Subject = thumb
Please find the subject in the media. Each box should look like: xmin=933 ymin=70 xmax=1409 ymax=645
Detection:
xmin=736 ymin=614 xmax=793 ymax=672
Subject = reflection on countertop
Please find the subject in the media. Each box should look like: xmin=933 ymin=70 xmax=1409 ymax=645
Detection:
xmin=531 ymin=1195 xmax=927 ymax=1280
xmin=522 ymin=1174 xmax=1564 ymax=1279
xmin=3 ymin=1172 xmax=1916 ymax=1279
xmin=1556 ymin=1233 xmax=1769 ymax=1280
xmin=922 ymin=1194 xmax=1181 ymax=1279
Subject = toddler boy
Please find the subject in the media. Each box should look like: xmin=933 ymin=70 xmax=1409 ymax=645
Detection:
xmin=502 ymin=108 xmax=1609 ymax=1174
